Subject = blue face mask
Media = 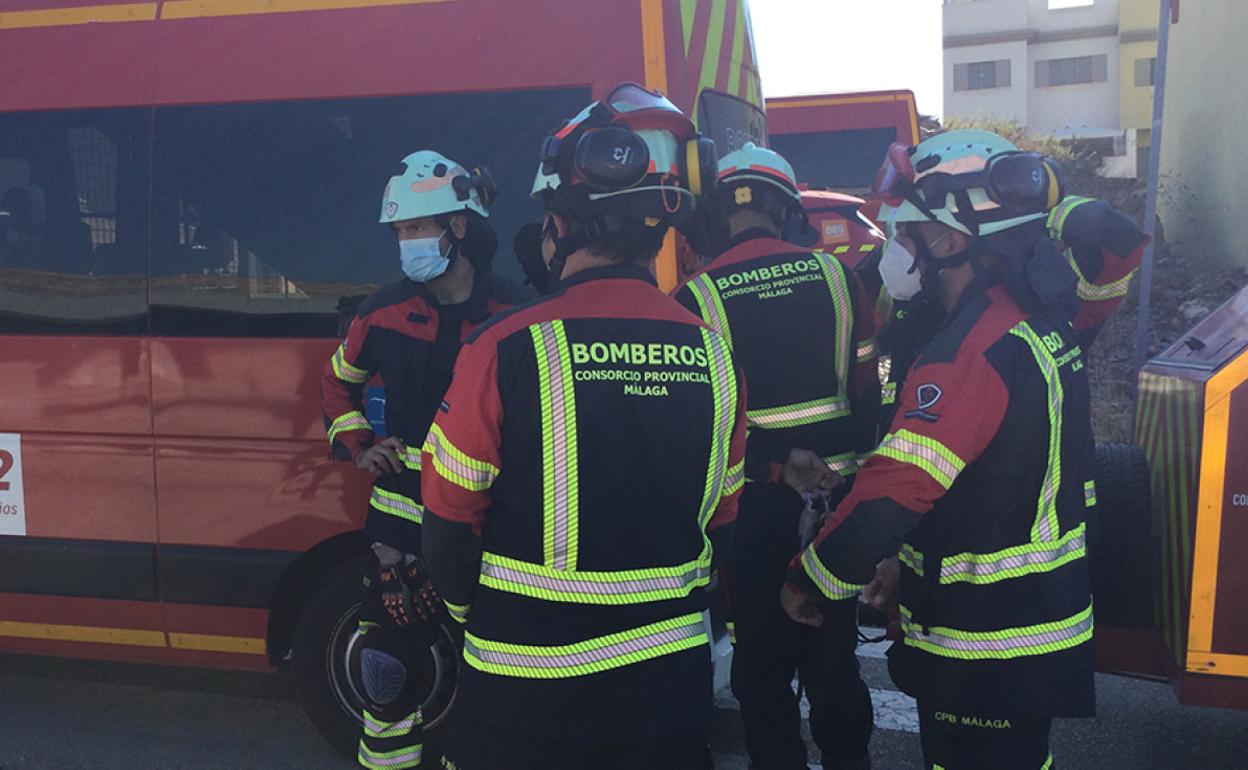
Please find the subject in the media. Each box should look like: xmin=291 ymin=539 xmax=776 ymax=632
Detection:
xmin=399 ymin=230 xmax=450 ymax=282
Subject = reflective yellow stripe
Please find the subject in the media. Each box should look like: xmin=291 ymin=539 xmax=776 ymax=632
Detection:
xmin=328 ymin=411 xmax=371 ymax=445
xmin=401 ymin=446 xmax=422 ymax=472
xmin=1046 ymin=195 xmax=1094 ymax=241
xmin=463 ymin=612 xmax=708 ymax=679
xmin=874 ymin=430 xmax=966 ymax=489
xmin=479 ymin=552 xmax=711 ymax=605
xmin=1009 ymin=322 xmax=1063 ymax=542
xmin=698 ymin=328 xmax=738 ymax=534
xmin=747 ymin=396 xmax=850 ymax=430
xmin=1078 ymin=268 xmax=1137 ymax=302
xmin=687 ymin=274 xmax=733 ymax=350
xmin=801 ymin=545 xmax=864 ymax=600
xmin=444 ymin=601 xmax=470 ymax=625
xmin=939 ymin=523 xmax=1087 ymax=586
xmin=1084 ymin=479 xmax=1097 ymax=507
xmin=362 ymin=709 xmax=421 ymax=740
xmin=531 ymin=321 xmax=579 ymax=571
xmin=856 ymin=336 xmax=878 ymax=364
xmin=724 ymin=459 xmax=745 ymax=496
xmin=823 ymin=451 xmax=860 ymax=477
xmin=900 ymin=603 xmax=1093 ymax=660
xmin=881 ymin=381 xmax=898 ymax=406
xmin=370 ymin=487 xmax=424 ymax=524
xmin=816 ymin=253 xmax=854 ymax=400
xmin=423 ymin=423 xmax=497 ymax=491
xmin=331 ymin=343 xmax=369 ymax=384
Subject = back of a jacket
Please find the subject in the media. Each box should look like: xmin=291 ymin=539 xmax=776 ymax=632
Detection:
xmin=673 ymin=232 xmax=879 ymax=482
xmin=421 ymin=262 xmax=746 ymax=743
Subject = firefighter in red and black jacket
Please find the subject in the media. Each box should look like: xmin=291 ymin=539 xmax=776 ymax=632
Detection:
xmin=321 ymin=150 xmax=507 ymax=770
xmin=673 ymin=143 xmax=877 ymax=770
xmin=865 ymin=187 xmax=1148 ymax=435
xmin=783 ymin=130 xmax=1098 ymax=769
xmin=419 ymin=84 xmax=745 ymax=770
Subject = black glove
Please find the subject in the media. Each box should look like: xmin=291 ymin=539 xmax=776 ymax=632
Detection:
xmin=376 ymin=559 xmax=443 ymax=628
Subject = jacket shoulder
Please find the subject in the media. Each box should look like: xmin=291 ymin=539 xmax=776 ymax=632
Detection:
xmin=356 ymin=279 xmax=428 ymax=318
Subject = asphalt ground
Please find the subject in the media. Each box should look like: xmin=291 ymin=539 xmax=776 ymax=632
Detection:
xmin=1 ymin=641 xmax=1246 ymax=769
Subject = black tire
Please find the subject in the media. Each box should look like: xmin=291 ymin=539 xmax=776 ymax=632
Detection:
xmin=290 ymin=554 xmax=460 ymax=762
xmin=1089 ymin=442 xmax=1156 ymax=629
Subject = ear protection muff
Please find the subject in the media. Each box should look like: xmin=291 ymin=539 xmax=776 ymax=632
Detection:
xmin=682 ymin=137 xmax=719 ymax=198
xmin=984 ymin=153 xmax=1064 ymax=214
xmin=452 ymin=165 xmax=499 ymax=207
xmin=572 ymin=126 xmax=652 ymax=191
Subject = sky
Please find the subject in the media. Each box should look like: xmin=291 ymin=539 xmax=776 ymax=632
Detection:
xmin=750 ymin=0 xmax=945 ymax=119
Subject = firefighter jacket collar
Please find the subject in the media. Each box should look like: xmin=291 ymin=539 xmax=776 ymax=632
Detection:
xmin=554 ymin=261 xmax=658 ymax=291
xmin=407 ymin=267 xmax=493 ymax=324
xmin=723 ymin=226 xmax=782 ymax=251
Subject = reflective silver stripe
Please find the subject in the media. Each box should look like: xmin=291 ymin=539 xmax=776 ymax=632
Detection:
xmin=875 ymin=430 xmax=965 ymax=489
xmin=531 ymin=320 xmax=579 ymax=570
xmin=1084 ymin=479 xmax=1097 ymax=507
xmin=357 ymin=744 xmax=422 ymax=769
xmin=823 ymin=452 xmax=859 ymax=476
xmin=401 ymin=446 xmax=421 ymax=472
xmin=900 ymin=603 xmax=1094 ymax=660
xmin=747 ymin=396 xmax=850 ymax=429
xmin=687 ymin=274 xmax=733 ymax=349
xmin=331 ymin=344 xmax=369 ymax=384
xmin=856 ymin=336 xmax=878 ymax=364
xmin=801 ymin=545 xmax=864 ymax=600
xmin=370 ymin=488 xmax=424 ymax=524
xmin=363 ymin=709 xmax=421 ymax=739
xmin=424 ymin=424 xmax=496 ymax=491
xmin=463 ymin=613 xmax=708 ymax=679
xmin=327 ymin=411 xmax=371 ymax=444
xmin=939 ymin=524 xmax=1086 ymax=585
xmin=479 ymin=552 xmax=711 ymax=605
xmin=899 ymin=543 xmax=924 ymax=576
xmin=881 ymin=381 xmax=898 ymax=406
xmin=698 ymin=328 xmax=736 ymax=530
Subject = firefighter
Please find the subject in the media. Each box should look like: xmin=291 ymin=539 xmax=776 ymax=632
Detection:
xmin=321 ymin=150 xmax=506 ymax=770
xmin=672 ymin=143 xmax=877 ymax=770
xmin=419 ymin=83 xmax=744 ymax=770
xmin=783 ymin=129 xmax=1096 ymax=769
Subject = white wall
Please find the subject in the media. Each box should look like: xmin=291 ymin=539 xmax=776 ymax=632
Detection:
xmin=944 ymin=41 xmax=1030 ymax=124
xmin=1027 ymin=36 xmax=1120 ymax=135
xmin=1027 ymin=0 xmax=1119 ymax=33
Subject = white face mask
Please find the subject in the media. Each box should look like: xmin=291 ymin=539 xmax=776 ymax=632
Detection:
xmin=399 ymin=229 xmax=449 ymax=283
xmin=879 ymin=237 xmax=923 ymax=301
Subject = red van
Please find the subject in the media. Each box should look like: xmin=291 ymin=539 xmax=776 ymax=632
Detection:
xmin=0 ymin=0 xmax=765 ymax=751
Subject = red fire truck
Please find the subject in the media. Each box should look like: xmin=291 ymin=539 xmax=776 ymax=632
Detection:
xmin=0 ymin=0 xmax=765 ymax=751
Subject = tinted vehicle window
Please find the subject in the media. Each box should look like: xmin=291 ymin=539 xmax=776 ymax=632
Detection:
xmin=0 ymin=108 xmax=150 ymax=335
xmin=770 ymin=128 xmax=897 ymax=191
xmin=151 ymin=88 xmax=590 ymax=338
xmin=697 ymin=90 xmax=767 ymax=156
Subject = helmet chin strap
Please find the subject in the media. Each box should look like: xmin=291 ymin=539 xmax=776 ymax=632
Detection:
xmin=913 ymin=230 xmax=988 ymax=296
xmin=547 ymin=215 xmax=615 ymax=284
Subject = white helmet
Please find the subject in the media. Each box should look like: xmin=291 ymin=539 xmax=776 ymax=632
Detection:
xmin=717 ymin=142 xmax=801 ymax=205
xmin=379 ymin=150 xmax=491 ymax=224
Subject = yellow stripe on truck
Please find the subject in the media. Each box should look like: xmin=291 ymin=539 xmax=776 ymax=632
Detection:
xmin=160 ymin=0 xmax=456 ymax=20
xmin=0 ymin=3 xmax=157 ymax=29
xmin=0 ymin=620 xmax=165 ymax=648
xmin=169 ymin=632 xmax=266 ymax=655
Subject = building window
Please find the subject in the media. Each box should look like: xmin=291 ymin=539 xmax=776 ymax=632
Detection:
xmin=953 ymin=60 xmax=1011 ymax=91
xmin=1135 ymin=57 xmax=1157 ymax=87
xmin=1035 ymin=55 xmax=1108 ymax=87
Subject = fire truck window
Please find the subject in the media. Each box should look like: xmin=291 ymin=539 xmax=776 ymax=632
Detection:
xmin=0 ymin=109 xmax=150 ymax=335
xmin=770 ymin=129 xmax=898 ymax=192
xmin=149 ymin=87 xmax=589 ymax=338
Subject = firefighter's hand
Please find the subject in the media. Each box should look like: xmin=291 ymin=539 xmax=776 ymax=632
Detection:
xmin=781 ymin=449 xmax=844 ymax=495
xmin=355 ymin=437 xmax=405 ymax=476
xmin=863 ymin=556 xmax=901 ymax=611
xmin=781 ymin=583 xmax=824 ymax=628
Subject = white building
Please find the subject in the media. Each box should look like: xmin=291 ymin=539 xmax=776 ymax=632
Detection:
xmin=943 ymin=0 xmax=1122 ymax=140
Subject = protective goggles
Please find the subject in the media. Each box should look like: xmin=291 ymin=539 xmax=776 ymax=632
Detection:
xmin=872 ymin=142 xmax=1064 ymax=216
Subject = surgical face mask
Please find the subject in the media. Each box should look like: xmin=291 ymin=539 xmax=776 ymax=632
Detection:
xmin=879 ymin=237 xmax=923 ymax=301
xmin=399 ymin=229 xmax=449 ymax=283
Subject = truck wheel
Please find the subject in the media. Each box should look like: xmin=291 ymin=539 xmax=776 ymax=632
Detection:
xmin=289 ymin=553 xmax=460 ymax=760
xmin=1090 ymin=442 xmax=1155 ymax=628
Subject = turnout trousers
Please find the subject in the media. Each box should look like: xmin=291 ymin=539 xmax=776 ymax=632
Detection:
xmin=917 ymin=702 xmax=1053 ymax=770
xmin=727 ymin=483 xmax=874 ymax=770
xmin=441 ymin=714 xmax=711 ymax=770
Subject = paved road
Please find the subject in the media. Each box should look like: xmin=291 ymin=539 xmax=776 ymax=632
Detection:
xmin=1 ymin=642 xmax=1246 ymax=769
